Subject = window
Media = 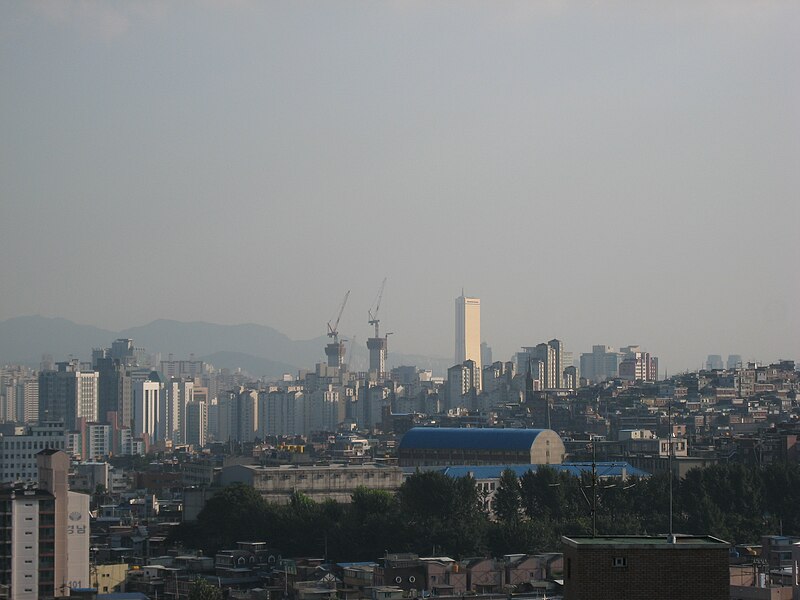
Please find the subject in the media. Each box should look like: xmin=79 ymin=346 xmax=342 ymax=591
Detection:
xmin=612 ymin=557 xmax=627 ymax=568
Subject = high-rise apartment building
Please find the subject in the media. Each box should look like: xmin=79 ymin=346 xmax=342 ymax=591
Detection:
xmin=447 ymin=360 xmax=480 ymax=409
xmin=619 ymin=349 xmax=659 ymax=382
xmin=306 ymin=386 xmax=344 ymax=433
xmin=0 ymin=449 xmax=90 ymax=599
xmin=0 ymin=372 xmax=38 ymax=424
xmin=516 ymin=340 xmax=567 ymax=390
xmin=455 ymin=293 xmax=481 ymax=390
xmin=261 ymin=390 xmax=306 ymax=436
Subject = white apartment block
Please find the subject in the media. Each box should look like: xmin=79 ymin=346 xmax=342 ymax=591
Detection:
xmin=306 ymin=386 xmax=343 ymax=433
xmin=86 ymin=423 xmax=112 ymax=459
xmin=261 ymin=390 xmax=306 ymax=436
xmin=133 ymin=380 xmax=161 ymax=444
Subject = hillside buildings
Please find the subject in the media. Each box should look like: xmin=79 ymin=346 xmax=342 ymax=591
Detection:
xmin=516 ymin=340 xmax=571 ymax=390
xmin=579 ymin=345 xmax=659 ymax=383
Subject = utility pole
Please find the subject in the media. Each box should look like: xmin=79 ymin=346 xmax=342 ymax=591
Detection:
xmin=592 ymin=440 xmax=597 ymax=538
xmin=668 ymin=400 xmax=674 ymax=542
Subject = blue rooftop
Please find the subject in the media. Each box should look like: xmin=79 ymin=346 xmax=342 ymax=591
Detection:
xmin=434 ymin=462 xmax=650 ymax=479
xmin=399 ymin=427 xmax=549 ymax=451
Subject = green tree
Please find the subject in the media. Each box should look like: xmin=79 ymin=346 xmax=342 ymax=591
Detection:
xmin=188 ymin=578 xmax=222 ymax=600
xmin=345 ymin=487 xmax=405 ymax=560
xmin=398 ymin=471 xmax=488 ymax=557
xmin=193 ymin=483 xmax=269 ymax=555
xmin=520 ymin=466 xmax=581 ymax=522
xmin=493 ymin=469 xmax=522 ymax=523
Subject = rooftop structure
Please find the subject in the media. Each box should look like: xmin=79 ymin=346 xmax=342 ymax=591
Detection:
xmin=398 ymin=427 xmax=565 ymax=466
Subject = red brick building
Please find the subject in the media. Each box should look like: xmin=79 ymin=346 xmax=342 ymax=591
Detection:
xmin=561 ymin=535 xmax=729 ymax=600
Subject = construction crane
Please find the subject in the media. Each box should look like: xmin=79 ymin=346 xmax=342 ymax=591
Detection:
xmin=327 ymin=290 xmax=350 ymax=344
xmin=368 ymin=278 xmax=386 ymax=338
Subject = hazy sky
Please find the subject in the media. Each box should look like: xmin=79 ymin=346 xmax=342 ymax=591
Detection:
xmin=1 ymin=1 xmax=798 ymax=373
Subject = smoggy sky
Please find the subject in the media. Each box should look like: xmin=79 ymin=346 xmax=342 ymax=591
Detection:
xmin=1 ymin=1 xmax=798 ymax=373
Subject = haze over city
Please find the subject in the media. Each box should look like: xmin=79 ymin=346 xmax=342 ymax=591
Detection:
xmin=1 ymin=1 xmax=798 ymax=373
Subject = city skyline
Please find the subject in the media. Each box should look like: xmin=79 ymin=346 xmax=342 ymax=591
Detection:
xmin=0 ymin=310 xmax=785 ymax=379
xmin=1 ymin=2 xmax=797 ymax=375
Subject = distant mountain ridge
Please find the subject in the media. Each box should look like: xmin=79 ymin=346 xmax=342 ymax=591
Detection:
xmin=0 ymin=315 xmax=452 ymax=377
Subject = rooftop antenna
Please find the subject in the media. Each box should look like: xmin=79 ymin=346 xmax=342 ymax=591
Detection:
xmin=546 ymin=397 xmax=551 ymax=430
xmin=587 ymin=440 xmax=598 ymax=537
xmin=668 ymin=399 xmax=675 ymax=543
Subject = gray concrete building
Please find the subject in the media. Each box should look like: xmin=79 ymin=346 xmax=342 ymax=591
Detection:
xmin=219 ymin=463 xmax=403 ymax=504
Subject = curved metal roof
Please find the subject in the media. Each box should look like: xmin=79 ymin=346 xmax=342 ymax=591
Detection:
xmin=398 ymin=427 xmax=551 ymax=451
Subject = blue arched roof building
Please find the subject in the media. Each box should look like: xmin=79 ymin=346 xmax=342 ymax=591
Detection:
xmin=397 ymin=427 xmax=565 ymax=467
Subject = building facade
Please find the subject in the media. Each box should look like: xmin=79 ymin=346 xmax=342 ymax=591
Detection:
xmin=561 ymin=535 xmax=729 ymax=600
xmin=219 ymin=463 xmax=404 ymax=504
xmin=0 ymin=422 xmax=67 ymax=483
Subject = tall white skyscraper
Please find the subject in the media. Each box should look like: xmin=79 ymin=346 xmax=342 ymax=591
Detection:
xmin=455 ymin=292 xmax=481 ymax=390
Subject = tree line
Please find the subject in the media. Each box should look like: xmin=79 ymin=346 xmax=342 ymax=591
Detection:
xmin=171 ymin=462 xmax=800 ymax=559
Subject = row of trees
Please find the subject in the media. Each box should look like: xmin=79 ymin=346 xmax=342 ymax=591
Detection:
xmin=171 ymin=462 xmax=800 ymax=560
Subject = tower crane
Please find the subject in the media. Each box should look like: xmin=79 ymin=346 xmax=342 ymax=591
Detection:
xmin=368 ymin=278 xmax=386 ymax=338
xmin=327 ymin=290 xmax=350 ymax=344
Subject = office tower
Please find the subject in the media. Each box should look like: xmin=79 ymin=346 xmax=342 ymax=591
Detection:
xmin=38 ymin=361 xmax=98 ymax=429
xmin=110 ymin=338 xmax=135 ymax=365
xmin=706 ymin=355 xmax=724 ymax=370
xmin=727 ymin=354 xmax=743 ymax=370
xmin=455 ymin=293 xmax=481 ymax=390
xmin=159 ymin=358 xmax=204 ymax=379
xmin=97 ymin=356 xmax=133 ymax=428
xmin=0 ymin=422 xmax=66 ymax=483
xmin=480 ymin=342 xmax=493 ymax=369
xmin=579 ymin=345 xmax=623 ymax=383
xmin=132 ymin=379 xmax=161 ymax=444
xmin=185 ymin=400 xmax=207 ymax=447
